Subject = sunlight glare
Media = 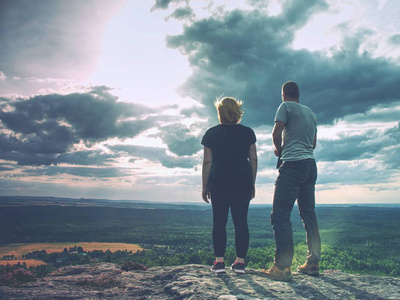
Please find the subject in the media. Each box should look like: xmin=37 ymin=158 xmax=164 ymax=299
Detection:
xmin=90 ymin=2 xmax=192 ymax=108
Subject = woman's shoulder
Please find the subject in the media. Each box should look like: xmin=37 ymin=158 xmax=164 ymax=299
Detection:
xmin=237 ymin=124 xmax=254 ymax=132
xmin=203 ymin=124 xmax=222 ymax=135
xmin=207 ymin=124 xmax=222 ymax=130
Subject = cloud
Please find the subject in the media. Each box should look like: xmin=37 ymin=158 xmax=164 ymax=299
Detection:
xmin=0 ymin=0 xmax=126 ymax=79
xmin=23 ymin=166 xmax=129 ymax=178
xmin=151 ymin=0 xmax=187 ymax=11
xmin=0 ymin=71 xmax=6 ymax=81
xmin=0 ymin=87 xmax=164 ymax=166
xmin=317 ymin=134 xmax=379 ymax=162
xmin=0 ymin=164 xmax=14 ymax=172
xmin=166 ymin=6 xmax=195 ymax=21
xmin=56 ymin=151 xmax=117 ymax=166
xmin=157 ymin=123 xmax=202 ymax=156
xmin=166 ymin=1 xmax=400 ymax=127
xmin=314 ymin=122 xmax=400 ymax=189
xmin=342 ymin=102 xmax=400 ymax=124
xmin=316 ymin=160 xmax=389 ymax=186
xmin=111 ymin=144 xmax=199 ymax=169
xmin=378 ymin=123 xmax=400 ymax=169
xmin=388 ymin=33 xmax=400 ymax=45
xmin=315 ymin=104 xmax=400 ymax=164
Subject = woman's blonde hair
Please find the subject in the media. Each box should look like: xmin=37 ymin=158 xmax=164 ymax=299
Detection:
xmin=215 ymin=97 xmax=243 ymax=124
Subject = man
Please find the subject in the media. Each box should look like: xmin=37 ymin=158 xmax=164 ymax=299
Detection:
xmin=262 ymin=81 xmax=321 ymax=281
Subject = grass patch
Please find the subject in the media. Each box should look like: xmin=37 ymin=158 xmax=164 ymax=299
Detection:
xmin=0 ymin=242 xmax=142 ymax=257
xmin=0 ymin=259 xmax=47 ymax=267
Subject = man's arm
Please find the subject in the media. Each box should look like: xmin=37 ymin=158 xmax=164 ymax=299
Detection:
xmin=313 ymin=133 xmax=317 ymax=149
xmin=202 ymin=146 xmax=212 ymax=203
xmin=272 ymin=121 xmax=285 ymax=157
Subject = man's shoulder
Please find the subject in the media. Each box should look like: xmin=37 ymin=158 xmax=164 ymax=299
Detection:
xmin=294 ymin=102 xmax=316 ymax=116
xmin=302 ymin=104 xmax=317 ymax=118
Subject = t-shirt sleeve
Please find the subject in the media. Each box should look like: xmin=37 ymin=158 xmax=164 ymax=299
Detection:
xmin=249 ymin=128 xmax=256 ymax=145
xmin=274 ymin=103 xmax=288 ymax=124
xmin=201 ymin=129 xmax=213 ymax=148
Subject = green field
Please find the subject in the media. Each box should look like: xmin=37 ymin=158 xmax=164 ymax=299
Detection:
xmin=1 ymin=196 xmax=399 ymax=277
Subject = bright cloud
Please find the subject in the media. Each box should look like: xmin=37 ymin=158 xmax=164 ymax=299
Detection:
xmin=0 ymin=0 xmax=400 ymax=204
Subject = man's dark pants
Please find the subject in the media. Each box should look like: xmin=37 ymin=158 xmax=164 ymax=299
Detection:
xmin=271 ymin=158 xmax=321 ymax=269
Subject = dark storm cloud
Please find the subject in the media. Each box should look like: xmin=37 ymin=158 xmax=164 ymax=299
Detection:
xmin=111 ymin=145 xmax=198 ymax=169
xmin=165 ymin=0 xmax=400 ymax=127
xmin=0 ymin=0 xmax=126 ymax=79
xmin=157 ymin=123 xmax=202 ymax=156
xmin=0 ymin=87 xmax=162 ymax=166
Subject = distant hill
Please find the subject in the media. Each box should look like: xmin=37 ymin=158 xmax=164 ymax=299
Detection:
xmin=0 ymin=195 xmax=211 ymax=210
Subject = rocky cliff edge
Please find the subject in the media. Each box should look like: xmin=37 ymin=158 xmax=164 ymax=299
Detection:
xmin=1 ymin=263 xmax=399 ymax=299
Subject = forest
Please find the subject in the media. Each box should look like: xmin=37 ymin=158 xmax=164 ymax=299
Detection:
xmin=0 ymin=196 xmax=399 ymax=281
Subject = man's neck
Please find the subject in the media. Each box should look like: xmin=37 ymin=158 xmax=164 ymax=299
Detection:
xmin=284 ymin=98 xmax=299 ymax=103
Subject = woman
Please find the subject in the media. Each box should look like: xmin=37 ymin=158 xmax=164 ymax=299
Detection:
xmin=201 ymin=97 xmax=258 ymax=274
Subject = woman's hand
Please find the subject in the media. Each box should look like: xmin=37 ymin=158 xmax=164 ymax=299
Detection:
xmin=202 ymin=146 xmax=212 ymax=204
xmin=202 ymin=188 xmax=211 ymax=203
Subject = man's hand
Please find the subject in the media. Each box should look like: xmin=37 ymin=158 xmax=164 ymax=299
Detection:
xmin=274 ymin=148 xmax=280 ymax=157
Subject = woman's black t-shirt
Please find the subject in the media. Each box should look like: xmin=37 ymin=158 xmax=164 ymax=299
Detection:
xmin=201 ymin=124 xmax=256 ymax=194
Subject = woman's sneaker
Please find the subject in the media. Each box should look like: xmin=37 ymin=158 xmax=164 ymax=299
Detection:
xmin=211 ymin=261 xmax=226 ymax=273
xmin=231 ymin=262 xmax=246 ymax=274
xmin=297 ymin=262 xmax=319 ymax=276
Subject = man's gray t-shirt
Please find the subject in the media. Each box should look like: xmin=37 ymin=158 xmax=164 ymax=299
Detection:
xmin=274 ymin=101 xmax=317 ymax=161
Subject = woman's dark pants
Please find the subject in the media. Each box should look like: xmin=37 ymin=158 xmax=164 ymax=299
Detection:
xmin=271 ymin=159 xmax=321 ymax=269
xmin=211 ymin=189 xmax=251 ymax=258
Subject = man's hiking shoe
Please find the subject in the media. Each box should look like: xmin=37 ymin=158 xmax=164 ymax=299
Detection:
xmin=211 ymin=261 xmax=226 ymax=273
xmin=297 ymin=262 xmax=319 ymax=276
xmin=261 ymin=264 xmax=292 ymax=282
xmin=231 ymin=262 xmax=246 ymax=274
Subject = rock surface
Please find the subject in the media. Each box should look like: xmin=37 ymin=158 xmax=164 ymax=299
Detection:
xmin=1 ymin=263 xmax=399 ymax=299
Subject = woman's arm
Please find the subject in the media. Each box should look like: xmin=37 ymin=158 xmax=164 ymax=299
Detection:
xmin=249 ymin=143 xmax=258 ymax=199
xmin=202 ymin=146 xmax=213 ymax=203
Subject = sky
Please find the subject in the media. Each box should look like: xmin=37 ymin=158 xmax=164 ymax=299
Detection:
xmin=0 ymin=0 xmax=399 ymax=204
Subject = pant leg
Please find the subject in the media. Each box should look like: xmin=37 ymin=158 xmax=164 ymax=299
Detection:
xmin=211 ymin=190 xmax=230 ymax=257
xmin=230 ymin=194 xmax=251 ymax=259
xmin=297 ymin=160 xmax=321 ymax=264
xmin=271 ymin=162 xmax=302 ymax=269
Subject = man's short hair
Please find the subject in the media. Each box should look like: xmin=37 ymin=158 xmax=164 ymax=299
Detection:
xmin=282 ymin=81 xmax=300 ymax=99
